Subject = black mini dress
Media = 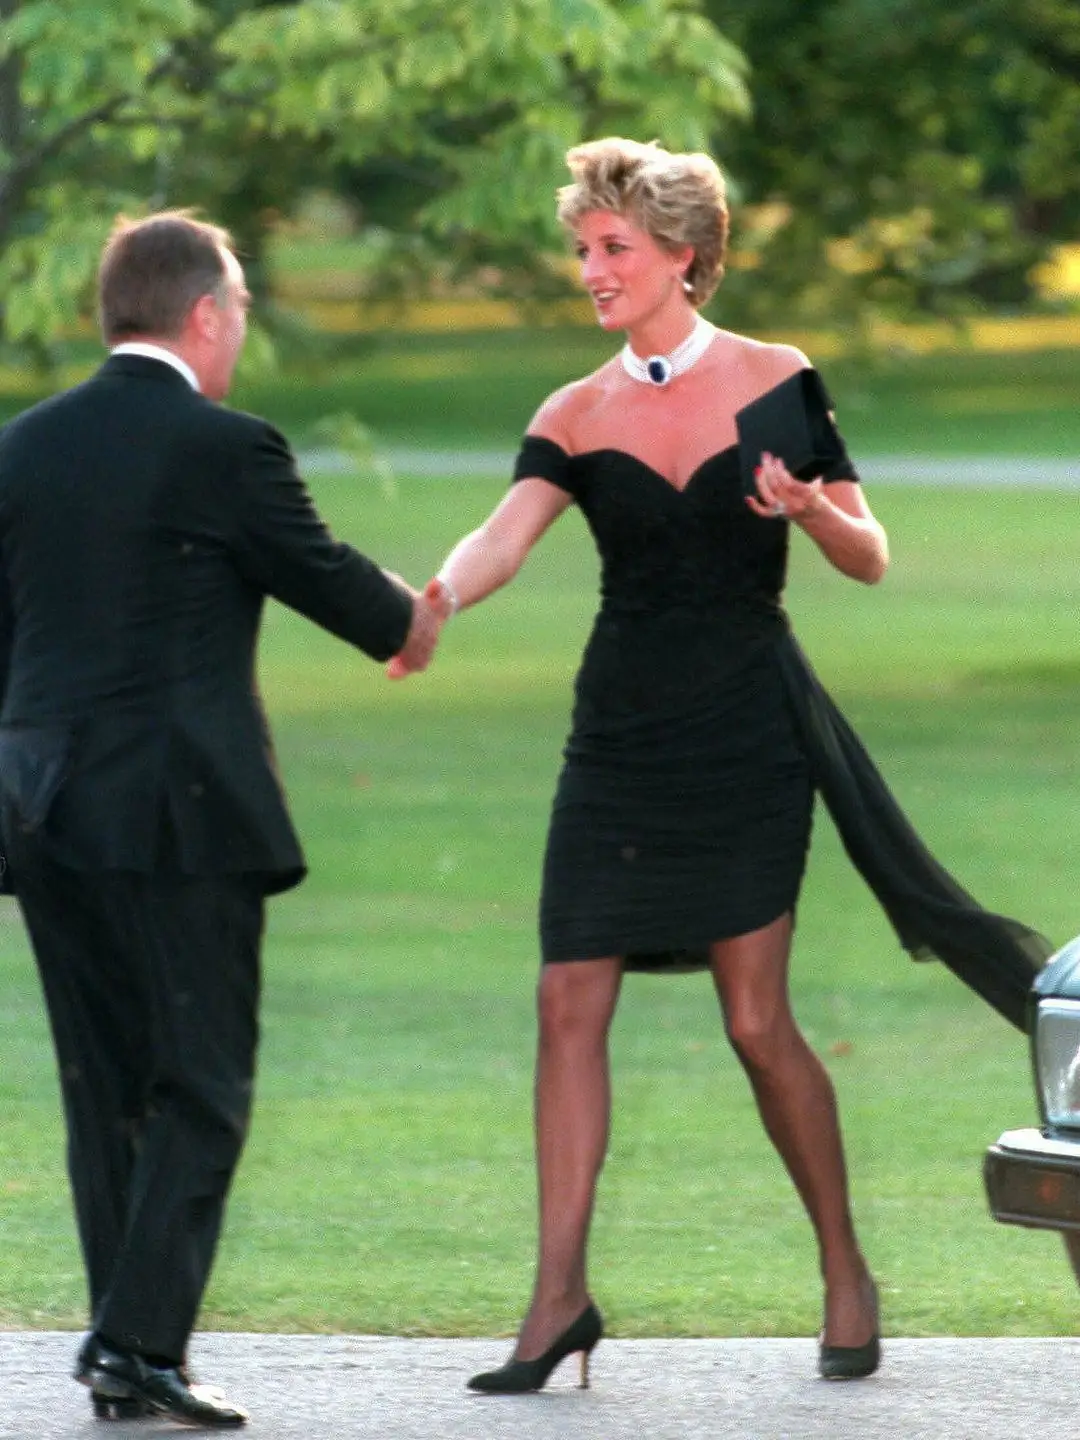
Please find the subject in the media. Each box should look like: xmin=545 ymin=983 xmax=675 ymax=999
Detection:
xmin=513 ymin=414 xmax=1051 ymax=1029
xmin=513 ymin=431 xmax=854 ymax=972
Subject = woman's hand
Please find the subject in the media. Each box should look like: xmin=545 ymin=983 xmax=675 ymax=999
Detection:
xmin=745 ymin=451 xmax=824 ymax=523
xmin=747 ymin=452 xmax=888 ymax=584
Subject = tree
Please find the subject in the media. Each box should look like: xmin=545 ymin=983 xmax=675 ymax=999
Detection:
xmin=0 ymin=0 xmax=749 ymax=354
xmin=702 ymin=0 xmax=1080 ymax=327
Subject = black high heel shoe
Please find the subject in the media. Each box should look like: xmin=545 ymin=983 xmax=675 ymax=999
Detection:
xmin=467 ymin=1302 xmax=603 ymax=1393
xmin=818 ymin=1331 xmax=880 ymax=1380
xmin=818 ymin=1280 xmax=881 ymax=1380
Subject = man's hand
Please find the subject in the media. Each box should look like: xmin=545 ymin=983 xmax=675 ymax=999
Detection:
xmin=386 ymin=577 xmax=454 ymax=679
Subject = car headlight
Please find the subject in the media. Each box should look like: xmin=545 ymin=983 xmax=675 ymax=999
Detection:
xmin=1035 ymin=998 xmax=1080 ymax=1131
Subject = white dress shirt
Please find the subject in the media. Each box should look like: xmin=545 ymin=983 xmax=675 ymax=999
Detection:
xmin=111 ymin=342 xmax=200 ymax=393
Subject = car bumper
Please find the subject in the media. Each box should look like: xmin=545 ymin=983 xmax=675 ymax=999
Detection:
xmin=985 ymin=1127 xmax=1080 ymax=1232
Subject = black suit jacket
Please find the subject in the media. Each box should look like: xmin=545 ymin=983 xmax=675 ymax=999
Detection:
xmin=0 ymin=354 xmax=413 ymax=893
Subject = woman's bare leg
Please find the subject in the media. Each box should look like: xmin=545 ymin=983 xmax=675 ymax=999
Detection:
xmin=513 ymin=956 xmax=623 ymax=1359
xmin=709 ymin=914 xmax=876 ymax=1347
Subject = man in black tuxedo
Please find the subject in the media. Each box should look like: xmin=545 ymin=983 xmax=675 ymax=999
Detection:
xmin=0 ymin=211 xmax=446 ymax=1426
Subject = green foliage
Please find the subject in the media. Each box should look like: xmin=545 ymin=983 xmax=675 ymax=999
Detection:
xmin=706 ymin=0 xmax=1080 ymax=327
xmin=4 ymin=0 xmax=1076 ymax=353
xmin=0 ymin=0 xmax=748 ymax=351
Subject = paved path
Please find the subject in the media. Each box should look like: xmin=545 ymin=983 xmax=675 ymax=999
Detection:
xmin=4 ymin=1332 xmax=1078 ymax=1439
xmin=369 ymin=449 xmax=1080 ymax=487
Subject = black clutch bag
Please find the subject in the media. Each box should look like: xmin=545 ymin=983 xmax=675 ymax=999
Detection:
xmin=735 ymin=368 xmax=847 ymax=497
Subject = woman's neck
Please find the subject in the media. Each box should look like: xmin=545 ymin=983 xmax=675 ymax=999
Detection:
xmin=624 ymin=306 xmax=700 ymax=360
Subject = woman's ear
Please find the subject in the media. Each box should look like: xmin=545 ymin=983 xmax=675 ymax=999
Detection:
xmin=673 ymin=245 xmax=695 ymax=284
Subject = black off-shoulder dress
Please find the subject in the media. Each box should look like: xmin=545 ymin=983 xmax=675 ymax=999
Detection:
xmin=514 ymin=406 xmax=1052 ymax=1031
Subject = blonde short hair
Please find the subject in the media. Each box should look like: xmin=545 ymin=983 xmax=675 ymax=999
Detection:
xmin=556 ymin=137 xmax=729 ymax=306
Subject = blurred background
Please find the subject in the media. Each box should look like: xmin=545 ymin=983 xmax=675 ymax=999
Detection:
xmin=3 ymin=0 xmax=1080 ymax=1341
xmin=1 ymin=0 xmax=1078 ymax=392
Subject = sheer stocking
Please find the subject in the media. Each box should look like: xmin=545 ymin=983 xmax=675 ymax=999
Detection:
xmin=514 ymin=957 xmax=622 ymax=1360
xmin=710 ymin=914 xmax=877 ymax=1347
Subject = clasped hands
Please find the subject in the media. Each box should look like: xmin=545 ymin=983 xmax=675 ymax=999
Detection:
xmin=745 ymin=451 xmax=825 ymax=522
xmin=386 ymin=576 xmax=456 ymax=680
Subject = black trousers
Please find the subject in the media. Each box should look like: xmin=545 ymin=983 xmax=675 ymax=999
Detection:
xmin=9 ymin=827 xmax=264 ymax=1362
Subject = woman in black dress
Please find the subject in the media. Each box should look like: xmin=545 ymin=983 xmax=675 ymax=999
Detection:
xmin=392 ymin=136 xmax=1048 ymax=1390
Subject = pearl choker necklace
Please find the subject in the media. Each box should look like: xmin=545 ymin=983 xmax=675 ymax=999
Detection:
xmin=620 ymin=315 xmax=716 ymax=386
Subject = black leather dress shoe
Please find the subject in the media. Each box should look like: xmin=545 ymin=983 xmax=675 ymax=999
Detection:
xmin=76 ymin=1335 xmax=248 ymax=1428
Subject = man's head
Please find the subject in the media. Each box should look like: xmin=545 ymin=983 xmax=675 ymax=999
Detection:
xmin=98 ymin=211 xmax=251 ymax=400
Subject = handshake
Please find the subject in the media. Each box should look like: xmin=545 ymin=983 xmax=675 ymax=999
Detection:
xmin=385 ymin=574 xmax=457 ymax=680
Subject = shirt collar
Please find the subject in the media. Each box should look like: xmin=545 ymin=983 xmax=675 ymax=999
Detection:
xmin=110 ymin=342 xmax=200 ymax=393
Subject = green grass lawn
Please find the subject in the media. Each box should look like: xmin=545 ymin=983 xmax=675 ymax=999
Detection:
xmin=4 ymin=330 xmax=1080 ymax=458
xmin=2 ymin=469 xmax=1079 ymax=1338
xmin=230 ymin=332 xmax=1080 ymax=457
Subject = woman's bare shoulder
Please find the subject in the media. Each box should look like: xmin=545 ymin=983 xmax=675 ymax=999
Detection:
xmin=714 ymin=329 xmax=813 ymax=385
xmin=526 ymin=358 xmax=622 ymax=447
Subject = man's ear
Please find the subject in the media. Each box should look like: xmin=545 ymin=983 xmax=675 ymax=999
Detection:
xmin=190 ymin=293 xmax=220 ymax=341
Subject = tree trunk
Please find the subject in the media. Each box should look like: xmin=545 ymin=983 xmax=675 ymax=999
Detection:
xmin=0 ymin=0 xmax=25 ymax=249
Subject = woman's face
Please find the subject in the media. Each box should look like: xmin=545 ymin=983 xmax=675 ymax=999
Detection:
xmin=573 ymin=209 xmax=691 ymax=333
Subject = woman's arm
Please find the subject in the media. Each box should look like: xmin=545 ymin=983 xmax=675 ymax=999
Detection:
xmin=435 ymin=476 xmax=573 ymax=611
xmin=748 ymin=453 xmax=889 ymax=585
xmin=793 ymin=480 xmax=889 ymax=584
xmin=386 ymin=476 xmax=572 ymax=677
